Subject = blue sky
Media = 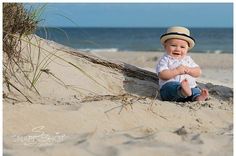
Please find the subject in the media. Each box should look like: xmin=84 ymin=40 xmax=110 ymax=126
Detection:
xmin=25 ymin=3 xmax=233 ymax=28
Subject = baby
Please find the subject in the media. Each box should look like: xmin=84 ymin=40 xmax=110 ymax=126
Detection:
xmin=156 ymin=26 xmax=209 ymax=102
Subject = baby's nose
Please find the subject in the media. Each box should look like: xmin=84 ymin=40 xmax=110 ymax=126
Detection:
xmin=175 ymin=47 xmax=181 ymax=51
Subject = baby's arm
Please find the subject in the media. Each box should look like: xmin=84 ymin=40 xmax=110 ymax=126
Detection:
xmin=159 ymin=65 xmax=186 ymax=80
xmin=184 ymin=56 xmax=202 ymax=78
xmin=185 ymin=66 xmax=202 ymax=78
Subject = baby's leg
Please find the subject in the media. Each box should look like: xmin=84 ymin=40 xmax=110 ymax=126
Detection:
xmin=180 ymin=79 xmax=192 ymax=97
xmin=195 ymin=89 xmax=209 ymax=101
xmin=160 ymin=81 xmax=186 ymax=101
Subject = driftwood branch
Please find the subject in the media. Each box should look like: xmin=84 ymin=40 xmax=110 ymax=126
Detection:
xmin=60 ymin=49 xmax=233 ymax=101
xmin=59 ymin=49 xmax=159 ymax=98
xmin=62 ymin=49 xmax=159 ymax=83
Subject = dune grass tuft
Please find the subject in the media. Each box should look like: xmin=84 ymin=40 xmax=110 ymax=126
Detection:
xmin=3 ymin=3 xmax=40 ymax=102
xmin=3 ymin=3 xmax=38 ymax=62
xmin=3 ymin=3 xmax=113 ymax=103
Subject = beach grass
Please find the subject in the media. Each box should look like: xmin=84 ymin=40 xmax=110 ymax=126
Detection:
xmin=3 ymin=3 xmax=111 ymax=102
xmin=3 ymin=3 xmax=39 ymax=102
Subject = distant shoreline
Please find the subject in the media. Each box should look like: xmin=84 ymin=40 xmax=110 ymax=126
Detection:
xmin=35 ymin=27 xmax=233 ymax=53
xmin=75 ymin=48 xmax=233 ymax=54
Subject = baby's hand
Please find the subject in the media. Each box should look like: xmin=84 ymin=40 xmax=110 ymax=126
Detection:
xmin=176 ymin=65 xmax=187 ymax=74
xmin=183 ymin=66 xmax=191 ymax=74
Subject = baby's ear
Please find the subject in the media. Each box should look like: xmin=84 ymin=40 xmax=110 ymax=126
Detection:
xmin=163 ymin=43 xmax=167 ymax=49
xmin=187 ymin=47 xmax=190 ymax=51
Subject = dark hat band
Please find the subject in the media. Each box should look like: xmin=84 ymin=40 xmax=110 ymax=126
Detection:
xmin=160 ymin=32 xmax=195 ymax=43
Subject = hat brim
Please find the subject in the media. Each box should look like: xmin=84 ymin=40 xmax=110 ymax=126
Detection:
xmin=160 ymin=34 xmax=195 ymax=50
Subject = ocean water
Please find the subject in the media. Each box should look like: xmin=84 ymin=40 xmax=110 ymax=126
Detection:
xmin=35 ymin=27 xmax=233 ymax=53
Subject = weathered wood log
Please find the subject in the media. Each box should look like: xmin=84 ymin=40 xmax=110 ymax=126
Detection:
xmin=61 ymin=49 xmax=233 ymax=101
xmin=61 ymin=49 xmax=160 ymax=98
xmin=63 ymin=49 xmax=159 ymax=83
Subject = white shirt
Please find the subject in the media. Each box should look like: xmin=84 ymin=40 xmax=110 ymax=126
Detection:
xmin=156 ymin=54 xmax=199 ymax=89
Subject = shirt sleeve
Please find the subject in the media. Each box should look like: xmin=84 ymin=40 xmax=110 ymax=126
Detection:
xmin=156 ymin=56 xmax=169 ymax=74
xmin=187 ymin=56 xmax=199 ymax=67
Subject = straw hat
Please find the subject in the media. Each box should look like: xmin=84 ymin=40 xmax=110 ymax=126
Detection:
xmin=160 ymin=26 xmax=195 ymax=50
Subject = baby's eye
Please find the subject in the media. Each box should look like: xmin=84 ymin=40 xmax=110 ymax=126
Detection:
xmin=171 ymin=44 xmax=177 ymax=47
xmin=180 ymin=46 xmax=186 ymax=48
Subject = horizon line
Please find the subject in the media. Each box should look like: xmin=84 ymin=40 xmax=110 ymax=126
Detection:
xmin=36 ymin=26 xmax=233 ymax=29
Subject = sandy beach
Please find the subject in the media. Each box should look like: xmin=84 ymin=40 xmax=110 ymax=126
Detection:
xmin=3 ymin=35 xmax=233 ymax=156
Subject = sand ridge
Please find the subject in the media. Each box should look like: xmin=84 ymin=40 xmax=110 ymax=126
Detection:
xmin=3 ymin=35 xmax=233 ymax=156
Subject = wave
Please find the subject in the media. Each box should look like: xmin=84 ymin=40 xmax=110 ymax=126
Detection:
xmin=205 ymin=50 xmax=232 ymax=54
xmin=77 ymin=48 xmax=232 ymax=54
xmin=77 ymin=48 xmax=119 ymax=53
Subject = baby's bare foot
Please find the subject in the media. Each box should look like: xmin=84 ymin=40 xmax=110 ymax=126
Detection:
xmin=181 ymin=79 xmax=192 ymax=97
xmin=196 ymin=89 xmax=209 ymax=101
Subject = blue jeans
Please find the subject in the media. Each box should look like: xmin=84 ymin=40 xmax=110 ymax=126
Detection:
xmin=160 ymin=81 xmax=201 ymax=102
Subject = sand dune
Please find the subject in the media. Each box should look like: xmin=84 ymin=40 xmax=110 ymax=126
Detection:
xmin=3 ymin=35 xmax=233 ymax=156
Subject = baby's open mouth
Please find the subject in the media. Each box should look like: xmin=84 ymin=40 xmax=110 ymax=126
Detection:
xmin=173 ymin=52 xmax=181 ymax=55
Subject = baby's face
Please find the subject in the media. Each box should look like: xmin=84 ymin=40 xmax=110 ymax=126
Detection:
xmin=164 ymin=38 xmax=189 ymax=59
